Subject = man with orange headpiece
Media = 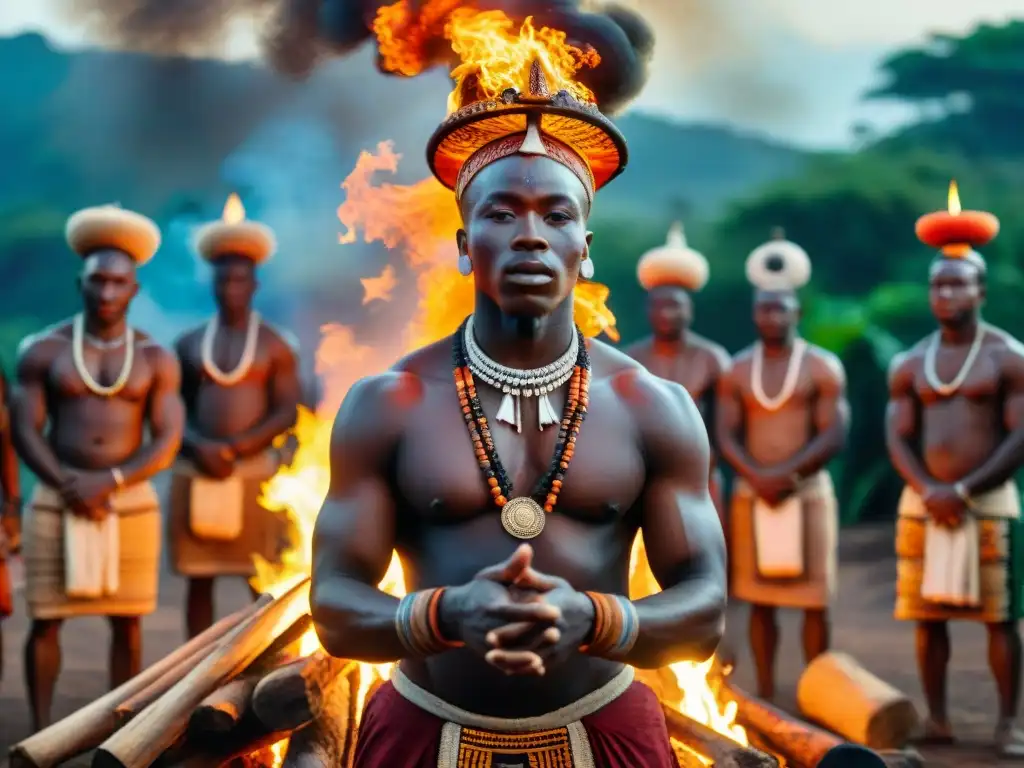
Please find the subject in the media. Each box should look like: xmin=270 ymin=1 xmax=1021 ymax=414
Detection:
xmin=11 ymin=205 xmax=184 ymax=729
xmin=170 ymin=201 xmax=299 ymax=638
xmin=625 ymin=223 xmax=730 ymax=523
xmin=887 ymin=208 xmax=1024 ymax=754
xmin=311 ymin=61 xmax=726 ymax=766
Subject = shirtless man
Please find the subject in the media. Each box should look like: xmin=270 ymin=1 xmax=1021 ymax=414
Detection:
xmin=312 ymin=62 xmax=727 ymax=766
xmin=0 ymin=364 xmax=23 ymax=686
xmin=11 ymin=205 xmax=183 ymax=730
xmin=625 ymin=222 xmax=730 ymax=521
xmin=887 ymin=249 xmax=1024 ymax=755
xmin=171 ymin=204 xmax=299 ymax=638
xmin=716 ymin=230 xmax=849 ymax=702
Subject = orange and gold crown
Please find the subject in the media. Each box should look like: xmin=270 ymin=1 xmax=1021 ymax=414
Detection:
xmin=427 ymin=59 xmax=627 ymax=200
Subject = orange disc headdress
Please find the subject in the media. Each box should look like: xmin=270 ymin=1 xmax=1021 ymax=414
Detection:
xmin=194 ymin=193 xmax=277 ymax=266
xmin=65 ymin=204 xmax=161 ymax=266
xmin=427 ymin=59 xmax=628 ymax=204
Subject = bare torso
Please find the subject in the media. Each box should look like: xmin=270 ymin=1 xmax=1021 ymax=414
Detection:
xmin=29 ymin=322 xmax=162 ymax=469
xmin=727 ymin=343 xmax=837 ymax=466
xmin=176 ymin=322 xmax=291 ymax=442
xmin=392 ymin=338 xmax=647 ymax=715
xmin=624 ymin=333 xmax=728 ymax=411
xmin=893 ymin=329 xmax=1021 ymax=481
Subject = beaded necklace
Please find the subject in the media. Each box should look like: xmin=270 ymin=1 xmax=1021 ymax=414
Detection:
xmin=452 ymin=317 xmax=591 ymax=540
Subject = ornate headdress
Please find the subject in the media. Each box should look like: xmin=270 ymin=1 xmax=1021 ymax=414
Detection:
xmin=65 ymin=204 xmax=161 ymax=266
xmin=745 ymin=227 xmax=811 ymax=292
xmin=193 ymin=193 xmax=277 ymax=265
xmin=636 ymin=222 xmax=709 ymax=292
xmin=427 ymin=59 xmax=628 ymax=203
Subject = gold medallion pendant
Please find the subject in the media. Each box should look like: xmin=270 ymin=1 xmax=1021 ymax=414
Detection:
xmin=501 ymin=497 xmax=546 ymax=540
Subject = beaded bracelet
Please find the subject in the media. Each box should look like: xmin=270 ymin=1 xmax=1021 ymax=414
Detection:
xmin=579 ymin=592 xmax=640 ymax=659
xmin=394 ymin=587 xmax=465 ymax=658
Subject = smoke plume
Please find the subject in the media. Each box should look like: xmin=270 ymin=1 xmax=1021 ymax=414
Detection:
xmin=64 ymin=0 xmax=655 ymax=114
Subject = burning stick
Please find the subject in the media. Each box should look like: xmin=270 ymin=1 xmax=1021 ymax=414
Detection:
xmin=8 ymin=599 xmax=265 ymax=768
xmin=725 ymin=682 xmax=896 ymax=768
xmin=93 ymin=576 xmax=311 ymax=768
xmin=662 ymin=706 xmax=779 ymax=768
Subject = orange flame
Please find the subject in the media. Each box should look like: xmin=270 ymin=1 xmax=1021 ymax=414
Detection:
xmin=947 ymin=179 xmax=961 ymax=216
xmin=223 ymin=192 xmax=245 ymax=224
xmin=374 ymin=1 xmax=600 ymax=113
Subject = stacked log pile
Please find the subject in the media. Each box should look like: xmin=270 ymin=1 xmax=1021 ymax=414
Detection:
xmin=7 ymin=585 xmax=921 ymax=768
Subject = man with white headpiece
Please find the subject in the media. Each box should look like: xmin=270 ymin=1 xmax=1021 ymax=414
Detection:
xmin=625 ymin=222 xmax=730 ymax=522
xmin=170 ymin=197 xmax=300 ymax=639
xmin=715 ymin=228 xmax=849 ymax=701
xmin=11 ymin=205 xmax=184 ymax=729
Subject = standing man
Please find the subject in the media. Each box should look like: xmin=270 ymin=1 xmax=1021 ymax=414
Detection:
xmin=313 ymin=61 xmax=727 ymax=766
xmin=12 ymin=204 xmax=183 ymax=730
xmin=170 ymin=197 xmax=300 ymax=638
xmin=0 ymin=363 xmax=23 ymax=688
xmin=716 ymin=229 xmax=849 ymax=702
xmin=625 ymin=222 xmax=730 ymax=520
xmin=887 ymin=248 xmax=1024 ymax=755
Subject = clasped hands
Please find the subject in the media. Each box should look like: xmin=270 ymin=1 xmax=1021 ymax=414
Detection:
xmin=442 ymin=544 xmax=594 ymax=677
xmin=192 ymin=439 xmax=238 ymax=479
xmin=745 ymin=466 xmax=798 ymax=507
xmin=921 ymin=482 xmax=969 ymax=528
xmin=58 ymin=469 xmax=119 ymax=520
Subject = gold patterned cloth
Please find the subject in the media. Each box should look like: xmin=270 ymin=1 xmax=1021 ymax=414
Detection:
xmin=23 ymin=481 xmax=161 ymax=619
xmin=895 ymin=482 xmax=1023 ymax=623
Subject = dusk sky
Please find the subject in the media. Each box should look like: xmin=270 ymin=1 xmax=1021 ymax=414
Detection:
xmin=1 ymin=0 xmax=1019 ymax=148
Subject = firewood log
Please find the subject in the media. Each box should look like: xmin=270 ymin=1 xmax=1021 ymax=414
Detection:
xmin=251 ymin=650 xmax=354 ymax=733
xmin=9 ymin=599 xmax=265 ymax=768
xmin=93 ymin=577 xmax=311 ymax=768
xmin=662 ymin=706 xmax=779 ymax=768
xmin=796 ymin=651 xmax=919 ymax=750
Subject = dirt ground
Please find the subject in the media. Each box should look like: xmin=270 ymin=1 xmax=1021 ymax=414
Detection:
xmin=0 ymin=509 xmax=1015 ymax=767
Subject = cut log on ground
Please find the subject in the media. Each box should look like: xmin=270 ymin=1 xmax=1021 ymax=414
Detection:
xmin=796 ymin=651 xmax=919 ymax=750
xmin=8 ymin=599 xmax=265 ymax=768
xmin=726 ymin=682 xmax=883 ymax=768
xmin=662 ymin=706 xmax=779 ymax=768
xmin=251 ymin=650 xmax=354 ymax=733
xmin=92 ymin=576 xmax=311 ymax=768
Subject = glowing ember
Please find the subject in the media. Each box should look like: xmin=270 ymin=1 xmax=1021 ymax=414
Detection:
xmin=222 ymin=192 xmax=245 ymax=224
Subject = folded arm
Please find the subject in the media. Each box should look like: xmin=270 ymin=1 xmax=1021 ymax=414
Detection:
xmin=117 ymin=346 xmax=184 ymax=485
xmin=769 ymin=352 xmax=849 ymax=478
xmin=11 ymin=337 xmax=65 ymax=489
xmin=311 ymin=373 xmax=407 ymax=663
xmin=961 ymin=345 xmax=1024 ymax=495
xmin=624 ymin=374 xmax=728 ymax=668
xmin=885 ymin=353 xmax=932 ymax=493
xmin=227 ymin=334 xmax=300 ymax=458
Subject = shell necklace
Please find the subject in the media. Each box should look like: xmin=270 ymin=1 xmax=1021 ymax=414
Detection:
xmin=924 ymin=322 xmax=987 ymax=396
xmin=453 ymin=317 xmax=590 ymax=539
xmin=751 ymin=338 xmax=807 ymax=412
xmin=201 ymin=311 xmax=261 ymax=387
xmin=464 ymin=315 xmax=578 ymax=432
xmin=72 ymin=313 xmax=135 ymax=397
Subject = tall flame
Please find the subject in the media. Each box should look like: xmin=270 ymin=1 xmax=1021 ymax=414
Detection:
xmin=947 ymin=180 xmax=961 ymax=216
xmin=223 ymin=192 xmax=246 ymax=224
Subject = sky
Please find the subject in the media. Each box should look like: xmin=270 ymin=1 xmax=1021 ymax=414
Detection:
xmin=1 ymin=0 xmax=1021 ymax=148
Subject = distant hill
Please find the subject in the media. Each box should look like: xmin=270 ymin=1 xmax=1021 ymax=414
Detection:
xmin=0 ymin=32 xmax=810 ymax=223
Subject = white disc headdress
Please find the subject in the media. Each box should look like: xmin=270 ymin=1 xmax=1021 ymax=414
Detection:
xmin=745 ymin=228 xmax=811 ymax=291
xmin=636 ymin=222 xmax=709 ymax=292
